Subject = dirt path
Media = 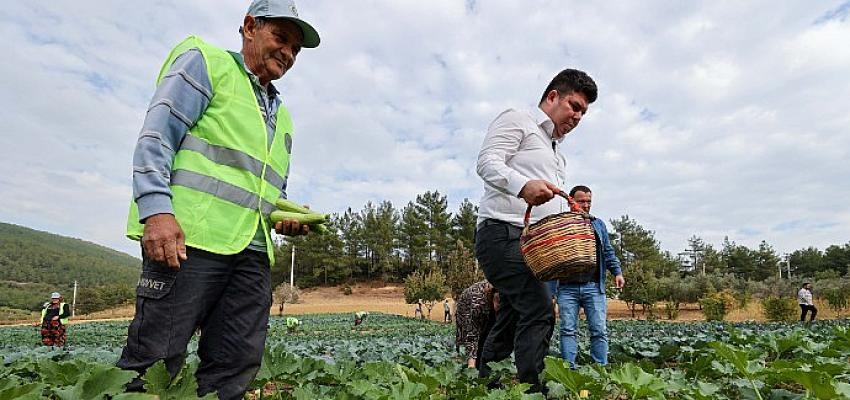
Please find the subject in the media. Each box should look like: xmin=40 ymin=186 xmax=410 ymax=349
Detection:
xmin=3 ymin=282 xmax=840 ymax=326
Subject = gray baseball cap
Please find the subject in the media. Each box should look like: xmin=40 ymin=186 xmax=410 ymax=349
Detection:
xmin=246 ymin=0 xmax=320 ymax=48
xmin=51 ymin=292 xmax=61 ymax=299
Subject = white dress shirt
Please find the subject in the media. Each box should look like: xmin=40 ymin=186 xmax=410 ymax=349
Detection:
xmin=798 ymin=288 xmax=813 ymax=305
xmin=476 ymin=107 xmax=569 ymax=228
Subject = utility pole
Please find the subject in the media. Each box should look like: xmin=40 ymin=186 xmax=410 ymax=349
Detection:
xmin=678 ymin=248 xmax=703 ymax=275
xmin=290 ymin=244 xmax=295 ymax=290
xmin=783 ymin=253 xmax=792 ymax=278
xmin=72 ymin=280 xmax=78 ymax=316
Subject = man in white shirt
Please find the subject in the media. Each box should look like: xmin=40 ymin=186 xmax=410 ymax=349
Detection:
xmin=474 ymin=68 xmax=597 ymax=394
xmin=798 ymin=282 xmax=817 ymax=322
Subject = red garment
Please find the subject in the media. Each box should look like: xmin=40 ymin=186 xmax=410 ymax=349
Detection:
xmin=41 ymin=320 xmax=66 ymax=346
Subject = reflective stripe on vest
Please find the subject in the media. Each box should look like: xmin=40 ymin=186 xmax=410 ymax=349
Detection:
xmin=179 ymin=133 xmax=290 ymax=190
xmin=171 ymin=169 xmax=277 ymax=216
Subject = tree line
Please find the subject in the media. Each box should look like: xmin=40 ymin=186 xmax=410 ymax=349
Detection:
xmin=272 ymin=190 xmax=478 ymax=288
xmin=273 ymin=191 xmax=850 ymax=310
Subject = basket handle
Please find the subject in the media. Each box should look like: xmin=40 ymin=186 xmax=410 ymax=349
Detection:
xmin=523 ymin=189 xmax=581 ymax=229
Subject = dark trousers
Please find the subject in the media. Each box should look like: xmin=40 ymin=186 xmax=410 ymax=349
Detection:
xmin=800 ymin=304 xmax=817 ymax=321
xmin=117 ymin=246 xmax=271 ymax=400
xmin=475 ymin=220 xmax=555 ymax=394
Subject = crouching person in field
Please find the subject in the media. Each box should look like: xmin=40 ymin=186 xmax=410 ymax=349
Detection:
xmin=40 ymin=292 xmax=71 ymax=347
xmin=354 ymin=311 xmax=369 ymax=326
xmin=116 ymin=1 xmax=321 ymax=398
xmin=455 ymin=280 xmax=499 ymax=368
xmin=286 ymin=317 xmax=302 ymax=333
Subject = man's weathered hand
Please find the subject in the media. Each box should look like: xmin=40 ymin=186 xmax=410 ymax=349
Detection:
xmin=519 ymin=180 xmax=560 ymax=206
xmin=614 ymin=275 xmax=625 ymax=289
xmin=275 ymin=220 xmax=310 ymax=236
xmin=142 ymin=214 xmax=188 ymax=270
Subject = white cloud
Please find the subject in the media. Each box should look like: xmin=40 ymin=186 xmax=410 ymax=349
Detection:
xmin=1 ymin=0 xmax=848 ymax=260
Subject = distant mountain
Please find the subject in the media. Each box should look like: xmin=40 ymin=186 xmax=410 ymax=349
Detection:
xmin=0 ymin=222 xmax=141 ymax=312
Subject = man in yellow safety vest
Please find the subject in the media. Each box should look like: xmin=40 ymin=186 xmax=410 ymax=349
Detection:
xmin=117 ymin=1 xmax=321 ymax=398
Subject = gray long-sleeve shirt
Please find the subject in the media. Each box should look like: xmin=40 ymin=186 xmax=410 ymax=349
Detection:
xmin=131 ymin=48 xmax=288 ymax=252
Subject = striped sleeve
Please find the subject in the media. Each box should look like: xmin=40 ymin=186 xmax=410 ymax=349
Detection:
xmin=131 ymin=49 xmax=212 ymax=221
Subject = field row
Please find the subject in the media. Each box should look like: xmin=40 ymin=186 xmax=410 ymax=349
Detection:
xmin=1 ymin=315 xmax=849 ymax=399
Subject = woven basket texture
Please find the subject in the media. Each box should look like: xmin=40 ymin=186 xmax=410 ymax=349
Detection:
xmin=520 ymin=212 xmax=597 ymax=281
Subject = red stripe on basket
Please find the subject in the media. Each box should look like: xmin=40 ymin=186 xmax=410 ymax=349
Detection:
xmin=521 ymin=234 xmax=596 ymax=254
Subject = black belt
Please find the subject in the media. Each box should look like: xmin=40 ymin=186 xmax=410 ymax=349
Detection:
xmin=476 ymin=218 xmax=524 ymax=235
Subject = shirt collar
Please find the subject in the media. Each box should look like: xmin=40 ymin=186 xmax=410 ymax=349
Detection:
xmin=533 ymin=106 xmax=562 ymax=142
xmin=231 ymin=51 xmax=280 ymax=98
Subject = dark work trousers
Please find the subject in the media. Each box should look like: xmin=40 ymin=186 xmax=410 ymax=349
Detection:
xmin=800 ymin=304 xmax=817 ymax=321
xmin=117 ymin=246 xmax=271 ymax=400
xmin=475 ymin=220 xmax=555 ymax=394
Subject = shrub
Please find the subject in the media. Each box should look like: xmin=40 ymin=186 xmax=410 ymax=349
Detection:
xmin=699 ymin=294 xmax=728 ymax=321
xmin=698 ymin=289 xmax=738 ymax=320
xmin=273 ymin=284 xmax=301 ymax=305
xmin=664 ymin=301 xmax=679 ymax=320
xmin=822 ymin=286 xmax=849 ymax=317
xmin=404 ymin=270 xmax=447 ymax=304
xmin=342 ymin=285 xmax=353 ymax=296
xmin=761 ymin=296 xmax=798 ymax=322
xmin=445 ymin=240 xmax=484 ymax=300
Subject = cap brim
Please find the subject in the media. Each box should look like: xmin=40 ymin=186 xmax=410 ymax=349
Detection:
xmin=280 ymin=17 xmax=320 ymax=48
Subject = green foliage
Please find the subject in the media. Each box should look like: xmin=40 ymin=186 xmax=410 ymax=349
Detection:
xmin=664 ymin=301 xmax=679 ymax=320
xmin=760 ymin=297 xmax=797 ymax=322
xmin=0 ymin=223 xmax=140 ymax=313
xmin=143 ymin=360 xmax=215 ymax=399
xmin=404 ymin=270 xmax=447 ymax=304
xmin=721 ymin=237 xmax=762 ymax=280
xmin=820 ymin=280 xmax=850 ymax=317
xmin=4 ymin=316 xmax=850 ymax=398
xmin=610 ymin=363 xmax=666 ymax=399
xmin=271 ymin=190 xmax=481 ymax=290
xmin=444 ymin=240 xmax=483 ymax=300
xmin=450 ymin=199 xmax=478 ymax=252
xmin=414 ymin=191 xmax=454 ymax=268
xmin=619 ymin=261 xmax=661 ymax=318
xmin=74 ymin=284 xmax=134 ymax=315
xmin=699 ymin=291 xmax=732 ymax=321
xmin=752 ymin=276 xmax=798 ymax=300
xmin=699 ymin=296 xmax=725 ymax=321
xmin=789 ymin=247 xmax=826 ymax=278
xmin=823 ymin=242 xmax=850 ymax=276
xmin=814 ymin=269 xmax=841 ymax=281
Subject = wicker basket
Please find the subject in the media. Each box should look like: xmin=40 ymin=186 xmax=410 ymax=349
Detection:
xmin=519 ymin=193 xmax=597 ymax=281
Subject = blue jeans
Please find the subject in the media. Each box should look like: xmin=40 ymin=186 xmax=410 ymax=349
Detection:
xmin=556 ymin=282 xmax=608 ymax=367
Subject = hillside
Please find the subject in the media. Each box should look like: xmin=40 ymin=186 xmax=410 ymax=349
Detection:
xmin=0 ymin=222 xmax=140 ymax=312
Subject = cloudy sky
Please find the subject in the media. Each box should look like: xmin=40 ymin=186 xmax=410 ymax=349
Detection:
xmin=1 ymin=1 xmax=848 ymax=259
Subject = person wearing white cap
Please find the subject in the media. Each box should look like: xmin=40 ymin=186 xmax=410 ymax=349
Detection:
xmin=118 ymin=1 xmax=320 ymax=398
xmin=40 ymin=292 xmax=71 ymax=346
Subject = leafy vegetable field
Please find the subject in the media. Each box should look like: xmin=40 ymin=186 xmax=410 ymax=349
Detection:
xmin=1 ymin=315 xmax=849 ymax=399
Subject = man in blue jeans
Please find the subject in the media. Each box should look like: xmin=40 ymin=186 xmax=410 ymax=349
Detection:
xmin=557 ymin=185 xmax=625 ymax=368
